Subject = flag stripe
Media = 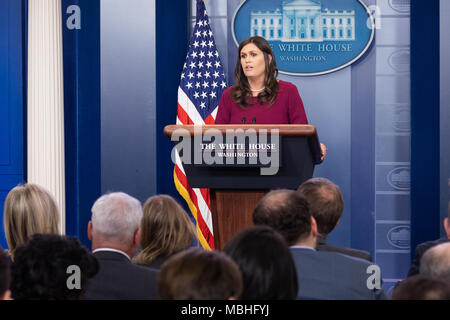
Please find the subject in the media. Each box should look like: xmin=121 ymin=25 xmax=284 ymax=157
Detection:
xmin=174 ymin=166 xmax=214 ymax=249
xmin=178 ymin=87 xmax=206 ymax=125
xmin=177 ymin=103 xmax=193 ymax=125
xmin=173 ymin=142 xmax=214 ymax=241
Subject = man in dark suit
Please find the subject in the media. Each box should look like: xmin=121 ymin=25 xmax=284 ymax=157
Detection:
xmin=298 ymin=177 xmax=372 ymax=261
xmin=253 ymin=189 xmax=386 ymax=300
xmin=84 ymin=192 xmax=159 ymax=300
xmin=407 ymin=208 xmax=450 ymax=277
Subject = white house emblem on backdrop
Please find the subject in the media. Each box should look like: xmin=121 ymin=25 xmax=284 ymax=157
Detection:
xmin=233 ymin=0 xmax=375 ymax=76
xmin=387 ymin=167 xmax=410 ymax=191
xmin=387 ymin=225 xmax=410 ymax=249
xmin=388 ymin=0 xmax=410 ymax=13
xmin=250 ymin=0 xmax=355 ymax=42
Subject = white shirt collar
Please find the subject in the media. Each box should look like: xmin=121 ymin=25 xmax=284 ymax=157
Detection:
xmin=93 ymin=248 xmax=131 ymax=260
xmin=290 ymin=245 xmax=316 ymax=251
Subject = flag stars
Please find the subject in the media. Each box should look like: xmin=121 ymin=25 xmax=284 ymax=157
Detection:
xmin=181 ymin=15 xmax=226 ymax=113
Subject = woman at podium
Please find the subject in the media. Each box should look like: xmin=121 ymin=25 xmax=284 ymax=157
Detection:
xmin=215 ymin=36 xmax=307 ymax=125
xmin=215 ymin=36 xmax=326 ymax=160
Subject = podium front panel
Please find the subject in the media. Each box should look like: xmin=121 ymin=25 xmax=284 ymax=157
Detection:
xmin=184 ymin=137 xmax=314 ymax=190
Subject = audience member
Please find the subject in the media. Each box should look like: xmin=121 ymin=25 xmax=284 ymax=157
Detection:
xmin=3 ymin=183 xmax=60 ymax=260
xmin=158 ymin=247 xmax=242 ymax=300
xmin=253 ymin=189 xmax=386 ymax=300
xmin=133 ymin=194 xmax=197 ymax=269
xmin=298 ymin=177 xmax=372 ymax=261
xmin=392 ymin=275 xmax=450 ymax=300
xmin=83 ymin=192 xmax=159 ymax=300
xmin=10 ymin=234 xmax=98 ymax=300
xmin=407 ymin=204 xmax=450 ymax=277
xmin=0 ymin=249 xmax=11 ymax=300
xmin=223 ymin=226 xmax=298 ymax=300
xmin=419 ymin=242 xmax=450 ymax=283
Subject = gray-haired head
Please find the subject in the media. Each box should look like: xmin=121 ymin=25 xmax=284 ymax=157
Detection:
xmin=91 ymin=192 xmax=142 ymax=244
xmin=420 ymin=242 xmax=450 ymax=283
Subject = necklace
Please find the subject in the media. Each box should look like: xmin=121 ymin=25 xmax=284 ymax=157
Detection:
xmin=250 ymin=87 xmax=265 ymax=92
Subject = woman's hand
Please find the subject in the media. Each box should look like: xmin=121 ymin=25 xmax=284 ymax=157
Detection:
xmin=320 ymin=143 xmax=327 ymax=162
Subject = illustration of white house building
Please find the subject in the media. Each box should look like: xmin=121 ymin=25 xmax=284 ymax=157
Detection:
xmin=250 ymin=0 xmax=355 ymax=42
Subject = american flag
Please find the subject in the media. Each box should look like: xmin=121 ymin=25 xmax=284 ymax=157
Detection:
xmin=174 ymin=0 xmax=227 ymax=250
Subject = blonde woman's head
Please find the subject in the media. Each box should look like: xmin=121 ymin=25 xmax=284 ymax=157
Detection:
xmin=3 ymin=184 xmax=60 ymax=258
xmin=134 ymin=195 xmax=197 ymax=266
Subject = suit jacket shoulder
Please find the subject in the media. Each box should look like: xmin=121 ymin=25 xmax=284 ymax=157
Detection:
xmin=316 ymin=237 xmax=372 ymax=262
xmin=84 ymin=251 xmax=159 ymax=300
xmin=290 ymin=248 xmax=385 ymax=300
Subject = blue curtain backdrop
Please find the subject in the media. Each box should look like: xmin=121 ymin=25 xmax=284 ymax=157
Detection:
xmin=0 ymin=0 xmax=25 ymax=249
xmin=62 ymin=0 xmax=101 ymax=248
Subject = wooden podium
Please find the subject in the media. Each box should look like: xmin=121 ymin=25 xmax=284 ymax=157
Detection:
xmin=164 ymin=125 xmax=322 ymax=250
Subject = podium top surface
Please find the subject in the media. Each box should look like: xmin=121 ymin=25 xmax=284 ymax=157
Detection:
xmin=163 ymin=124 xmax=317 ymax=137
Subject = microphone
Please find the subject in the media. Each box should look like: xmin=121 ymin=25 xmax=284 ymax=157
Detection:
xmin=241 ymin=117 xmax=246 ymax=124
xmin=252 ymin=117 xmax=256 ymax=124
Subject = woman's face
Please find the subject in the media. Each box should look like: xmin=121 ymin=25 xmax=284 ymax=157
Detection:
xmin=240 ymin=43 xmax=268 ymax=82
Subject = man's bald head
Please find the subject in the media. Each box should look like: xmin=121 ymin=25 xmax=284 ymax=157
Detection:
xmin=420 ymin=242 xmax=450 ymax=283
xmin=252 ymin=189 xmax=311 ymax=245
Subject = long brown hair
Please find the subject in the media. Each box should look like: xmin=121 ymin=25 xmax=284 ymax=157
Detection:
xmin=133 ymin=195 xmax=197 ymax=266
xmin=230 ymin=36 xmax=279 ymax=108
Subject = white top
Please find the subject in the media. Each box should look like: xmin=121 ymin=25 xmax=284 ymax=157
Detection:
xmin=92 ymin=248 xmax=131 ymax=260
xmin=290 ymin=245 xmax=316 ymax=251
